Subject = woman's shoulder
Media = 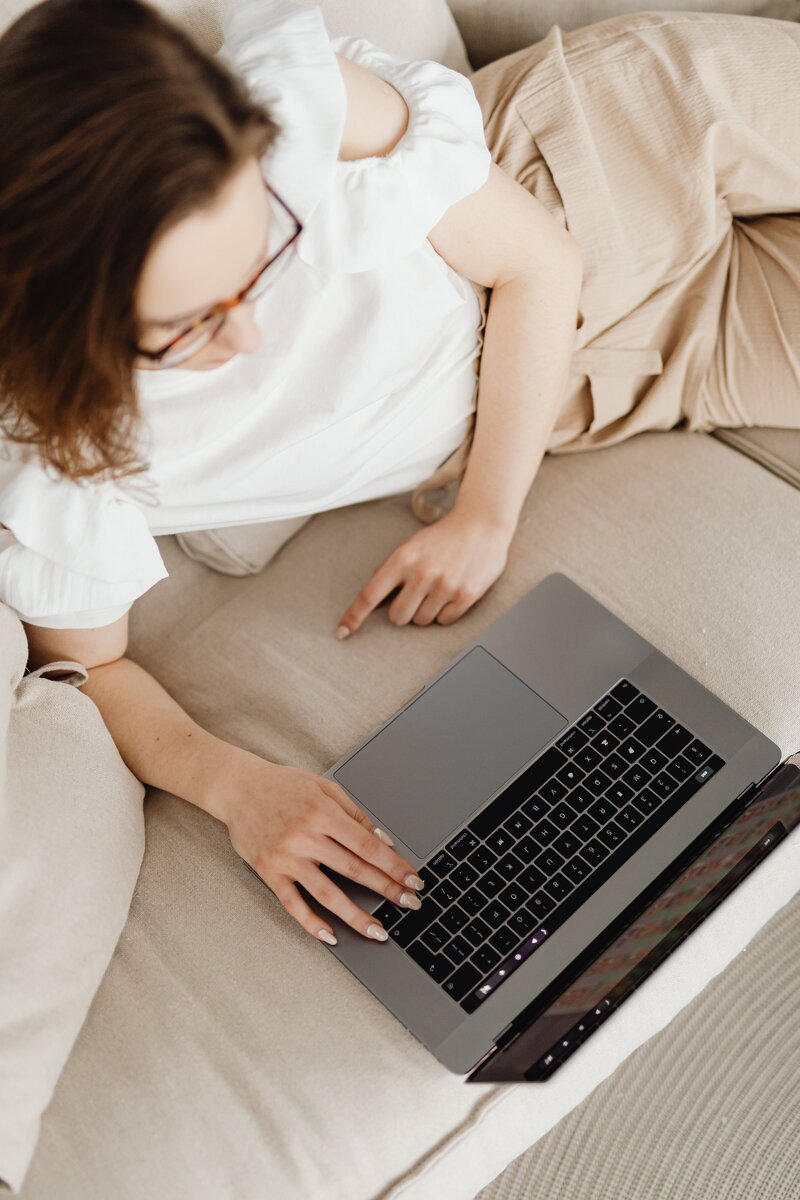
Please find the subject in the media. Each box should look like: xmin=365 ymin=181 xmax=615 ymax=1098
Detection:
xmin=0 ymin=449 xmax=167 ymax=630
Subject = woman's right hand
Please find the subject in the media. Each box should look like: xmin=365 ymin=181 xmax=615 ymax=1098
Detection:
xmin=216 ymin=748 xmax=426 ymax=945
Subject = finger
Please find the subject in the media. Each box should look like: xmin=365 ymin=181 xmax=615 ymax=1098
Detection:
xmin=386 ymin=576 xmax=436 ymax=626
xmin=269 ymin=875 xmax=348 ymax=946
xmin=336 ymin=560 xmax=405 ymax=637
xmin=321 ymin=782 xmax=424 ymax=890
xmin=295 ymin=859 xmax=423 ymax=942
xmin=312 ymin=833 xmax=425 ymax=912
xmin=436 ymin=593 xmax=477 ymax=625
xmin=409 ymin=582 xmax=453 ymax=626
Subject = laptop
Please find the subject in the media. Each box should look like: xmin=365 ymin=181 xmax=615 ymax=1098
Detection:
xmin=257 ymin=571 xmax=799 ymax=1080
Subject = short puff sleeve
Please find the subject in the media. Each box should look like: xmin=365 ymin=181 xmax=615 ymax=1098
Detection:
xmin=295 ymin=35 xmax=493 ymax=274
xmin=0 ymin=457 xmax=168 ymax=630
xmin=217 ymin=0 xmax=347 ymax=224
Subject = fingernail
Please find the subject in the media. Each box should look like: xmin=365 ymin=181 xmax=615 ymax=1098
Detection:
xmin=404 ymin=873 xmax=424 ymax=890
xmin=398 ymin=891 xmax=422 ymax=910
xmin=367 ymin=924 xmax=388 ymax=941
xmin=318 ymin=929 xmax=337 ymax=945
xmin=336 ymin=625 xmax=350 ymax=640
xmin=374 ymin=827 xmax=395 ymax=847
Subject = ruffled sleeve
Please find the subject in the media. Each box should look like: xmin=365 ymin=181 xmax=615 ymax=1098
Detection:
xmin=295 ymin=35 xmax=493 ymax=274
xmin=0 ymin=457 xmax=168 ymax=630
xmin=216 ymin=0 xmax=347 ymax=224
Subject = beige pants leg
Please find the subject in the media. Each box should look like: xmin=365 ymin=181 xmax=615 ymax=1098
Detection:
xmin=175 ymin=513 xmax=314 ymax=577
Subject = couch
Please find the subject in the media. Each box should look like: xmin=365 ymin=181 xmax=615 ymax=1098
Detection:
xmin=1 ymin=0 xmax=799 ymax=1197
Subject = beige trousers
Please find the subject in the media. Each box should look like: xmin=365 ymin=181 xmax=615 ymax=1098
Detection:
xmin=180 ymin=9 xmax=800 ymax=570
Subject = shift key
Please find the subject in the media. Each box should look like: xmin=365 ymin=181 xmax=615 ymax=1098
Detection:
xmin=388 ymin=898 xmax=442 ymax=947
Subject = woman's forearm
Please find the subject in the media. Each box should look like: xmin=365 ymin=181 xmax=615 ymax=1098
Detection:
xmin=80 ymin=656 xmax=244 ymax=822
xmin=453 ymin=252 xmax=583 ymax=533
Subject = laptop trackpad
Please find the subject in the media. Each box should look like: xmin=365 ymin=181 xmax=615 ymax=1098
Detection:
xmin=333 ymin=646 xmax=567 ymax=859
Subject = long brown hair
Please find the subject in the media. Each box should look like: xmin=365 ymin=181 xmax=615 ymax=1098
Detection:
xmin=0 ymin=0 xmax=281 ymax=483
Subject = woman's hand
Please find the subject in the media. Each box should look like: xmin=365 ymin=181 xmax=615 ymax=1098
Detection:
xmin=217 ymin=748 xmax=425 ymax=945
xmin=335 ymin=508 xmax=515 ymax=638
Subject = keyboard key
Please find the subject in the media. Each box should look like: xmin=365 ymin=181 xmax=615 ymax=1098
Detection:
xmin=578 ymin=710 xmax=605 ymax=737
xmin=610 ymin=679 xmax=639 ymax=704
xmin=580 ymin=839 xmax=610 ymax=867
xmin=567 ymin=786 xmax=597 ymax=812
xmin=495 ymin=852 xmax=525 ymax=880
xmin=486 ymin=828 xmax=516 ymax=855
xmin=372 ymin=900 xmax=403 ymax=930
xmin=625 ymin=694 xmax=657 ymax=724
xmin=666 ymin=755 xmax=694 ymax=782
xmin=656 ymin=723 xmax=693 ymax=759
xmin=446 ymin=828 xmax=480 ymax=861
xmin=618 ymin=736 xmax=649 ymax=763
xmin=460 ymin=887 xmax=487 ymax=916
xmin=418 ymin=866 xmax=437 ymax=891
xmin=683 ymin=739 xmax=711 ymax=767
xmin=490 ymin=925 xmax=518 ymax=955
xmin=556 ymin=727 xmax=588 ymax=755
xmin=420 ymin=922 xmax=448 ymax=952
xmin=590 ymin=730 xmax=619 ymax=756
xmin=508 ymin=907 xmax=537 ymax=936
xmin=584 ymin=768 xmax=614 ymax=796
xmin=429 ymin=850 xmax=457 ymax=878
xmin=517 ymin=864 xmax=547 ymax=893
xmin=482 ymin=901 xmax=512 ymax=928
xmin=533 ymin=846 xmax=565 ymax=876
xmin=443 ymin=961 xmax=482 ymax=1001
xmin=597 ymin=821 xmax=626 ymax=849
xmin=650 ymin=772 xmax=679 ymax=799
xmin=475 ymin=870 xmax=505 ymax=900
xmin=636 ymin=709 xmax=675 ymax=745
xmin=573 ymin=813 xmax=601 ymax=840
xmin=443 ymin=934 xmax=472 ymax=965
xmin=522 ymin=794 xmax=550 ymax=823
xmin=498 ymin=881 xmax=527 ymax=910
xmin=390 ymin=899 xmax=443 ymax=947
xmin=697 ymin=754 xmax=724 ymax=780
xmin=607 ymin=713 xmax=636 ymax=740
xmin=450 ymin=862 xmax=479 ymax=890
xmin=539 ymin=777 xmax=569 ymax=804
xmin=595 ymin=695 xmax=623 ymax=721
xmin=527 ymin=891 xmax=556 ymax=920
xmin=606 ymin=781 xmax=635 ymax=806
xmin=615 ymin=803 xmax=646 ymax=833
xmin=462 ymin=916 xmax=492 ymax=947
xmin=621 ymin=763 xmax=651 ymax=791
xmin=512 ymin=835 xmax=538 ymax=863
xmin=587 ymin=796 xmax=617 ymax=824
xmin=430 ymin=879 xmax=459 ymax=907
xmin=602 ymin=753 xmax=628 ymax=779
xmin=503 ymin=810 xmax=533 ymax=838
xmin=552 ymin=829 xmax=582 ymax=859
xmin=440 ymin=905 xmax=469 ymax=935
xmin=631 ymin=788 xmax=662 ymax=816
xmin=407 ymin=941 xmax=454 ymax=984
xmin=472 ymin=945 xmax=501 ymax=974
xmin=574 ymin=745 xmax=604 ymax=771
xmin=562 ymin=855 xmax=592 ymax=885
xmin=550 ymin=802 xmax=578 ymax=830
xmin=467 ymin=844 xmax=497 ymax=873
xmin=556 ymin=762 xmax=585 ymax=789
xmin=542 ymin=872 xmax=575 ymax=903
xmin=530 ymin=818 xmax=559 ymax=846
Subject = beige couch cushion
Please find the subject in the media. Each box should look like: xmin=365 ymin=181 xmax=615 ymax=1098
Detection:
xmin=0 ymin=605 xmax=146 ymax=1194
xmin=16 ymin=429 xmax=800 ymax=1200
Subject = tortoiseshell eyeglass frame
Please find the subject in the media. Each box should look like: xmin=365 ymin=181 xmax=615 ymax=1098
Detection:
xmin=131 ymin=178 xmax=303 ymax=368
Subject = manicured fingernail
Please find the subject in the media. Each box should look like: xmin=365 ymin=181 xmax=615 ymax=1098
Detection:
xmin=367 ymin=924 xmax=388 ymax=941
xmin=404 ymin=873 xmax=424 ymax=890
xmin=318 ymin=929 xmax=337 ymax=945
xmin=399 ymin=891 xmax=422 ymax=910
xmin=336 ymin=625 xmax=350 ymax=640
xmin=374 ymin=828 xmax=395 ymax=846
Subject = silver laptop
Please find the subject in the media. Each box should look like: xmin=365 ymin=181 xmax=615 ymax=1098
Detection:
xmin=267 ymin=572 xmax=799 ymax=1079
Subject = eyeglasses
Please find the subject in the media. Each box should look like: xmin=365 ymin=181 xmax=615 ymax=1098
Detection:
xmin=131 ymin=179 xmax=303 ymax=369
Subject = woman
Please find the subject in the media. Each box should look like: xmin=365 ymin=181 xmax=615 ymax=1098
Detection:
xmin=1 ymin=0 xmax=798 ymax=949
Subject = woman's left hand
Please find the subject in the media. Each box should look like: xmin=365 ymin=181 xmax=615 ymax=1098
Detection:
xmin=334 ymin=508 xmax=515 ymax=638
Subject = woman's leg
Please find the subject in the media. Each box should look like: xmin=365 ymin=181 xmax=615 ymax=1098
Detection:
xmin=175 ymin=514 xmax=314 ymax=577
xmin=471 ymin=11 xmax=800 ymax=446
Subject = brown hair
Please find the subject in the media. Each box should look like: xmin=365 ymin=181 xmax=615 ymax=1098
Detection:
xmin=0 ymin=0 xmax=281 ymax=482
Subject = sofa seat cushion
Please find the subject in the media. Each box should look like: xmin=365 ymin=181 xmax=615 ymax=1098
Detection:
xmin=712 ymin=427 xmax=800 ymax=491
xmin=16 ymin=428 xmax=800 ymax=1200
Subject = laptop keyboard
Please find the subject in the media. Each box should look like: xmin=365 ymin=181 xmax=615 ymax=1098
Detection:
xmin=372 ymin=678 xmax=726 ymax=1014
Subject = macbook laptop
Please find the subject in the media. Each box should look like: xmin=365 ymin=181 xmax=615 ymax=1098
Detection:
xmin=256 ymin=571 xmax=799 ymax=1079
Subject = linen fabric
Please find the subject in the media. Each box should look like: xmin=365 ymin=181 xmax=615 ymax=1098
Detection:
xmin=408 ymin=9 xmax=800 ymax=516
xmin=0 ymin=602 xmax=146 ymax=1195
xmin=0 ymin=0 xmax=492 ymax=629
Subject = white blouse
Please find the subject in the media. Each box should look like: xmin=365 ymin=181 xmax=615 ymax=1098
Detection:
xmin=0 ymin=0 xmax=492 ymax=629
